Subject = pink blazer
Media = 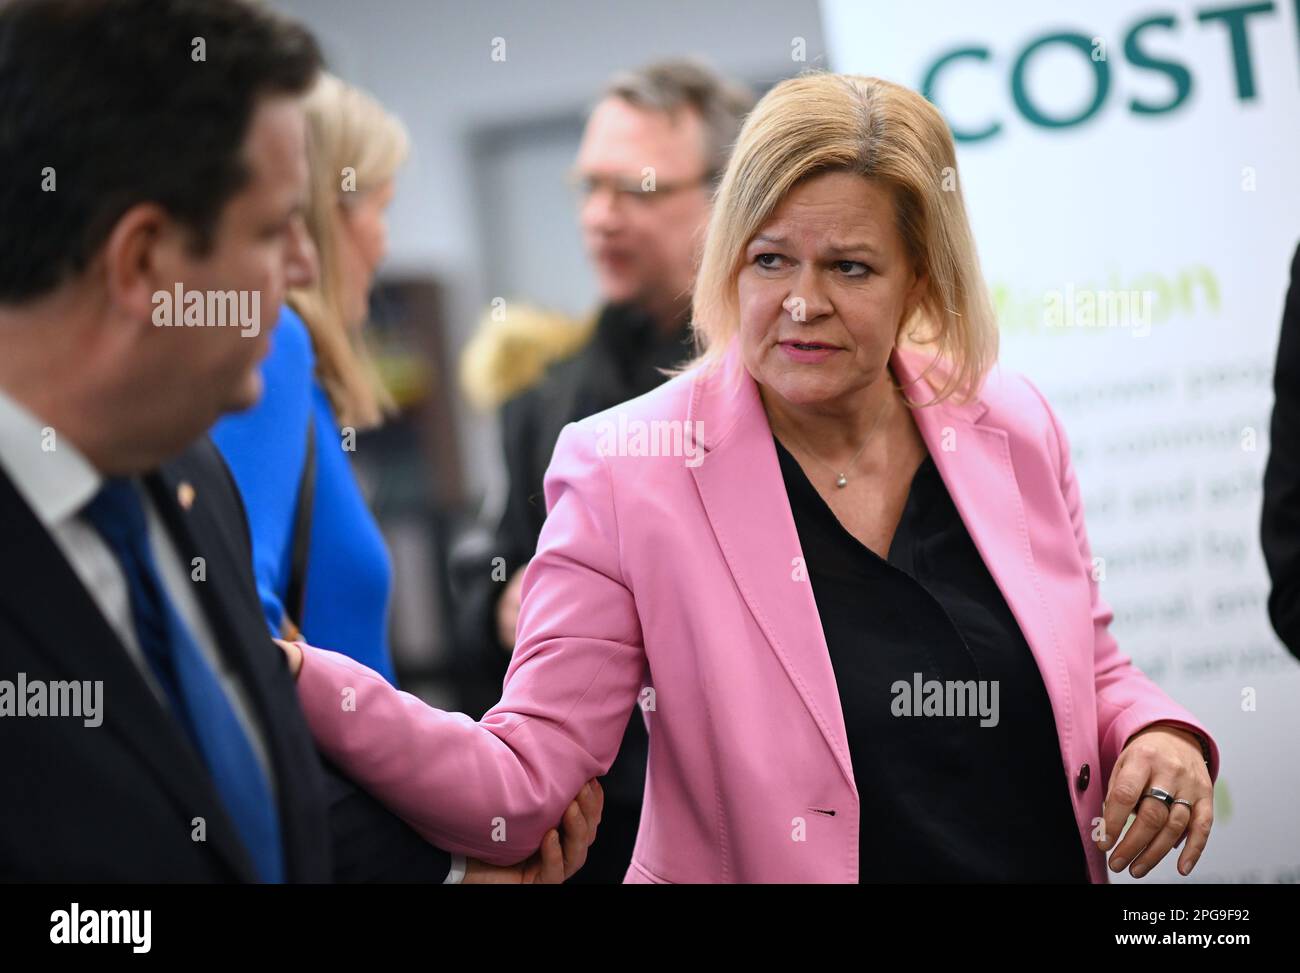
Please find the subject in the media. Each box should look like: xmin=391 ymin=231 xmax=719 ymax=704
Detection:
xmin=294 ymin=341 xmax=1220 ymax=883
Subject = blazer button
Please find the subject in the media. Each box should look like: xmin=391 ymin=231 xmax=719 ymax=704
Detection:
xmin=1075 ymin=763 xmax=1090 ymax=792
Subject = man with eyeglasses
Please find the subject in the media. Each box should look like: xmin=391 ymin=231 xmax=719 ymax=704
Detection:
xmin=453 ymin=59 xmax=754 ymax=883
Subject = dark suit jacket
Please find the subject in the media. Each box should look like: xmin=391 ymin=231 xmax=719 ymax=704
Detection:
xmin=1263 ymin=244 xmax=1300 ymax=661
xmin=0 ymin=436 xmax=449 ymax=881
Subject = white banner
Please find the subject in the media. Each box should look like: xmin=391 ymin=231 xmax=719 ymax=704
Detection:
xmin=823 ymin=0 xmax=1300 ymax=882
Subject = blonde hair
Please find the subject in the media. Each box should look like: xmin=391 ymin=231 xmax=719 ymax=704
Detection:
xmin=290 ymin=72 xmax=409 ymax=430
xmin=689 ymin=72 xmax=998 ymax=405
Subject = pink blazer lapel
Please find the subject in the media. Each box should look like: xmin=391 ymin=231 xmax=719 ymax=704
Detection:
xmin=688 ymin=343 xmax=1074 ymax=793
xmin=893 ymin=346 xmax=1076 ymax=757
xmin=687 ymin=347 xmax=857 ymax=794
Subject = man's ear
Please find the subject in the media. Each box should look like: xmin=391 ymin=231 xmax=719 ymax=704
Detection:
xmin=101 ymin=202 xmax=185 ymax=324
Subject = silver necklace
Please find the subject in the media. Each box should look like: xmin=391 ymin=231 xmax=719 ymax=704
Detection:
xmin=781 ymin=391 xmax=894 ymax=489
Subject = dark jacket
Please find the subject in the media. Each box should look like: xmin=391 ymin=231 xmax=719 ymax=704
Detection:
xmin=0 ymin=436 xmax=450 ymax=881
xmin=1263 ymin=243 xmax=1300 ymax=660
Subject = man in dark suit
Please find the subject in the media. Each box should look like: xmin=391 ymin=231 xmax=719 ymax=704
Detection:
xmin=0 ymin=0 xmax=598 ymax=883
xmin=1263 ymin=243 xmax=1300 ymax=661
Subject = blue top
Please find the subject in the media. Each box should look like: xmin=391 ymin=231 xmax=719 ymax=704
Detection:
xmin=211 ymin=305 xmax=397 ymax=684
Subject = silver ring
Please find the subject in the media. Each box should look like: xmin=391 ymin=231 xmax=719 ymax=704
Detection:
xmin=1172 ymin=798 xmax=1194 ymax=810
xmin=1140 ymin=786 xmax=1175 ymax=809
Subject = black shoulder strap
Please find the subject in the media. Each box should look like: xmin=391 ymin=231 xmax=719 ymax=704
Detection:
xmin=285 ymin=416 xmax=316 ymax=635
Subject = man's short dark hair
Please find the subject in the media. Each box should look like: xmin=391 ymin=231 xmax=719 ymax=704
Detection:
xmin=603 ymin=59 xmax=755 ymax=189
xmin=0 ymin=0 xmax=322 ymax=303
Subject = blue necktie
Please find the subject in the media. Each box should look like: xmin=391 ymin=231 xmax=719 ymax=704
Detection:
xmin=83 ymin=478 xmax=284 ymax=883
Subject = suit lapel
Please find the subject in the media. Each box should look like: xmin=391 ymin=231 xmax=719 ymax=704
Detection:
xmin=688 ymin=344 xmax=1072 ymax=794
xmin=0 ymin=467 xmax=258 ymax=881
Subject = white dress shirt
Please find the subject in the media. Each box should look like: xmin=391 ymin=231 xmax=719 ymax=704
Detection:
xmin=0 ymin=386 xmax=276 ymax=792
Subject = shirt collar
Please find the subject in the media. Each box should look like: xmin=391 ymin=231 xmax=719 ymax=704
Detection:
xmin=0 ymin=384 xmax=102 ymax=528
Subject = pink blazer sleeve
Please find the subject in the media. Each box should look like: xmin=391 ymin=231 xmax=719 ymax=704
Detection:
xmin=1025 ymin=377 xmax=1221 ymax=788
xmin=294 ymin=420 xmax=647 ymax=864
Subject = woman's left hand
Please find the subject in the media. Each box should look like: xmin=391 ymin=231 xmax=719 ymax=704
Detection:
xmin=1097 ymin=723 xmax=1213 ymax=878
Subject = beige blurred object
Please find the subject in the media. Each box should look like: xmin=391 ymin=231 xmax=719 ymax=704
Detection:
xmin=458 ymin=302 xmax=596 ymax=411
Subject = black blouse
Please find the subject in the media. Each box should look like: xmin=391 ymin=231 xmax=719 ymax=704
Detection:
xmin=774 ymin=436 xmax=1088 ymax=883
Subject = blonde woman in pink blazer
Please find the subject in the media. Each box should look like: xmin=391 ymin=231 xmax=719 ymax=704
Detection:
xmin=279 ymin=73 xmax=1219 ymax=883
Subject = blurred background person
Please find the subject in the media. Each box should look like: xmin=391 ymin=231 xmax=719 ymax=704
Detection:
xmin=452 ymin=59 xmax=754 ymax=882
xmin=212 ymin=73 xmax=408 ymax=684
xmin=207 ymin=65 xmax=606 ymax=883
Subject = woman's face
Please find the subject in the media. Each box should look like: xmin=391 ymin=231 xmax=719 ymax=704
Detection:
xmin=737 ymin=170 xmax=926 ymax=414
xmin=336 ymin=178 xmax=395 ymax=332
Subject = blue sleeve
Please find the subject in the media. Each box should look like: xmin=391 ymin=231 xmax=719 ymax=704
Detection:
xmin=210 ymin=305 xmax=315 ymax=636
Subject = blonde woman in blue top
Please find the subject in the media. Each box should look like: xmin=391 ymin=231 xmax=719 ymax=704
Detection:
xmin=213 ymin=73 xmax=406 ymax=683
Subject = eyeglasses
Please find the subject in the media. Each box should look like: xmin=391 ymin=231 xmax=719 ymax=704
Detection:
xmin=567 ymin=170 xmax=714 ymax=205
